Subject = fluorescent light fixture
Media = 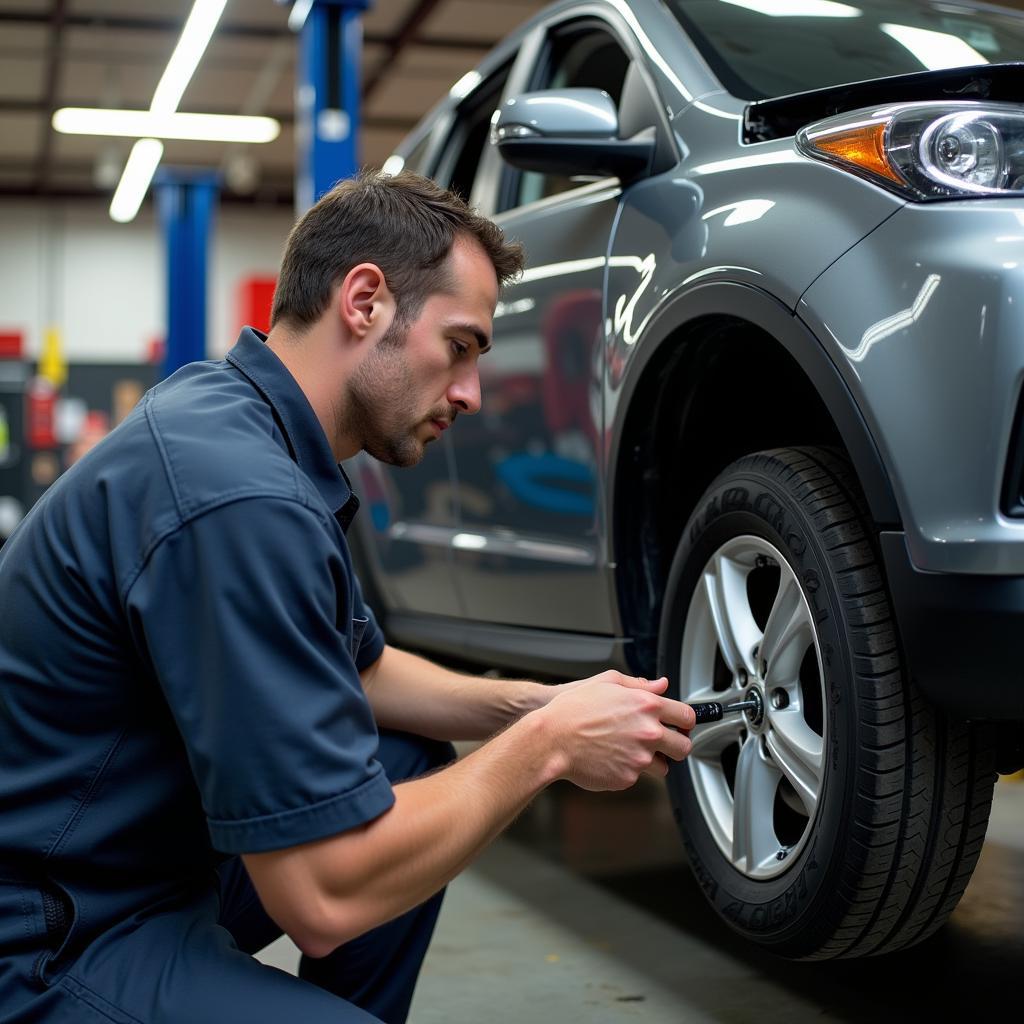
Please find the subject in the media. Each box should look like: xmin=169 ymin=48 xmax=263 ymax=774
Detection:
xmin=288 ymin=0 xmax=314 ymax=32
xmin=110 ymin=139 xmax=165 ymax=223
xmin=54 ymin=108 xmax=280 ymax=143
xmin=880 ymin=23 xmax=988 ymax=70
xmin=105 ymin=0 xmax=229 ymax=222
xmin=151 ymin=0 xmax=228 ymax=114
xmin=719 ymin=0 xmax=861 ymax=16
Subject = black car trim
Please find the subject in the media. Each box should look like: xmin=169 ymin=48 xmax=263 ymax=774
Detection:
xmin=1000 ymin=380 xmax=1024 ymax=517
xmin=386 ymin=612 xmax=633 ymax=678
xmin=606 ymin=280 xmax=901 ymax=530
xmin=880 ymin=531 xmax=1024 ymax=721
xmin=744 ymin=62 xmax=1024 ymax=143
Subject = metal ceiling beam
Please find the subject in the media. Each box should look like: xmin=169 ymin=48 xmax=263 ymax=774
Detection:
xmin=33 ymin=0 xmax=66 ymax=193
xmin=0 ymin=9 xmax=493 ymax=51
xmin=363 ymin=0 xmax=446 ymax=102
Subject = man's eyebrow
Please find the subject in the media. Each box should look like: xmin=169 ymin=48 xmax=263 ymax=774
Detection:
xmin=448 ymin=322 xmax=491 ymax=353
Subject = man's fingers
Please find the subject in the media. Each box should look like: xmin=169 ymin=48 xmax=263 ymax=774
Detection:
xmin=642 ymin=753 xmax=670 ymax=779
xmin=654 ymin=694 xmax=697 ymax=731
xmin=657 ymin=728 xmax=692 ymax=763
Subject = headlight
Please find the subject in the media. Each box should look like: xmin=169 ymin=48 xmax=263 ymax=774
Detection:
xmin=796 ymin=101 xmax=1024 ymax=200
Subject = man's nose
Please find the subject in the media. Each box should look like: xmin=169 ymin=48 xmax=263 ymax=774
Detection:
xmin=447 ymin=366 xmax=481 ymax=416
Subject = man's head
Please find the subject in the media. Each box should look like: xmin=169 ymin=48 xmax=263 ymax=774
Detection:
xmin=269 ymin=170 xmax=524 ymax=466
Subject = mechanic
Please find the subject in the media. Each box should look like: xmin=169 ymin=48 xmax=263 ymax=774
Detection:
xmin=0 ymin=170 xmax=696 ymax=1024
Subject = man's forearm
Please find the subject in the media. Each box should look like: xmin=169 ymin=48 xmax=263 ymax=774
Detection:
xmin=360 ymin=644 xmax=551 ymax=740
xmin=244 ymin=673 xmax=695 ymax=959
xmin=244 ymin=708 xmax=564 ymax=956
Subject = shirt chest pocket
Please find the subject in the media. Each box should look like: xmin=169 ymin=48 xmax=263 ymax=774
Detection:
xmin=349 ymin=616 xmax=369 ymax=660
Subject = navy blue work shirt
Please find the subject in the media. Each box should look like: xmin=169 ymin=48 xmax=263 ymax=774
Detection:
xmin=0 ymin=328 xmax=393 ymax=984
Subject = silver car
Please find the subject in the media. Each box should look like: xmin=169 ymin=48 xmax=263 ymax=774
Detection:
xmin=349 ymin=0 xmax=1024 ymax=959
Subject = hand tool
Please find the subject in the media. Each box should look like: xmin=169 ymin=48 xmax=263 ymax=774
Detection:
xmin=690 ymin=696 xmax=761 ymax=724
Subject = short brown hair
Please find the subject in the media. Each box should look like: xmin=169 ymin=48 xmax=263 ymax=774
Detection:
xmin=270 ymin=169 xmax=525 ymax=330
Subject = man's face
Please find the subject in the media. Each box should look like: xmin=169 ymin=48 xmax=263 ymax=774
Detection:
xmin=342 ymin=235 xmax=498 ymax=467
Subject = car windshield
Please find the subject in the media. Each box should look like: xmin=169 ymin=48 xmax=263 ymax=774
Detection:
xmin=665 ymin=0 xmax=1024 ymax=99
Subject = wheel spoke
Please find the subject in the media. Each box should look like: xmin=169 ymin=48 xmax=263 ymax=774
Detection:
xmin=760 ymin=573 xmax=812 ymax=685
xmin=689 ymin=716 xmax=744 ymax=760
xmin=764 ymin=709 xmax=823 ymax=816
xmin=703 ymin=555 xmax=759 ymax=677
xmin=731 ymin=737 xmax=782 ymax=873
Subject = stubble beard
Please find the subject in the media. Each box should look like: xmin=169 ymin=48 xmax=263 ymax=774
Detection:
xmin=341 ymin=320 xmax=437 ymax=468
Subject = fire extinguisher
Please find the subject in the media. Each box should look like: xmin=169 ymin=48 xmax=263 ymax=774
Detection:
xmin=26 ymin=377 xmax=57 ymax=450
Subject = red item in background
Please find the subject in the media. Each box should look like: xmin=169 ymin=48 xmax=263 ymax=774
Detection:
xmin=237 ymin=276 xmax=277 ymax=334
xmin=26 ymin=378 xmax=57 ymax=449
xmin=0 ymin=331 xmax=23 ymax=359
xmin=146 ymin=336 xmax=166 ymax=366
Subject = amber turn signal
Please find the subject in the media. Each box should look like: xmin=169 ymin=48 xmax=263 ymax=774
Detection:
xmin=805 ymin=122 xmax=904 ymax=184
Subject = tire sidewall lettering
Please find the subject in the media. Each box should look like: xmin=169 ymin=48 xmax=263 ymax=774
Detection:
xmin=661 ymin=467 xmax=855 ymax=951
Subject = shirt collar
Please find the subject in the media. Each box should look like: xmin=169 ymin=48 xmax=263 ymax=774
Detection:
xmin=226 ymin=327 xmax=358 ymax=525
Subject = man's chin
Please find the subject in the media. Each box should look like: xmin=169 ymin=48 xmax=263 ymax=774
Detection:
xmin=366 ymin=437 xmax=425 ymax=469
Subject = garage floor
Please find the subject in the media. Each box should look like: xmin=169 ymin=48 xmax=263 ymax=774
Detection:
xmin=258 ymin=777 xmax=1023 ymax=1022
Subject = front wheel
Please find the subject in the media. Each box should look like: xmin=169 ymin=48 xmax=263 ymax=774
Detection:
xmin=658 ymin=447 xmax=996 ymax=959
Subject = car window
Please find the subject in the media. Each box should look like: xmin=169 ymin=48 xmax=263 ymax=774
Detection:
xmin=401 ymin=132 xmax=433 ymax=175
xmin=666 ymin=0 xmax=1024 ymax=100
xmin=435 ymin=63 xmax=512 ymax=202
xmin=512 ymin=26 xmax=632 ymax=209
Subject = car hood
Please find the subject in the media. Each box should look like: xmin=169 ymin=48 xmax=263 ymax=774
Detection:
xmin=744 ymin=61 xmax=1024 ymax=143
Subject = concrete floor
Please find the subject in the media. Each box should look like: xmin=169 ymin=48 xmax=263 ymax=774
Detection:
xmin=258 ymin=776 xmax=1024 ymax=1022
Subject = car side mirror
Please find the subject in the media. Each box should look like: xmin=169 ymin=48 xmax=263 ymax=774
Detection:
xmin=491 ymin=88 xmax=656 ymax=184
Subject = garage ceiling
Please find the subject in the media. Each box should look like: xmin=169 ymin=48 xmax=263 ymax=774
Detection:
xmin=0 ymin=0 xmax=548 ymax=206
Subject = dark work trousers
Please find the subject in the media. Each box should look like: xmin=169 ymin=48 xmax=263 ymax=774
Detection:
xmin=7 ymin=731 xmax=455 ymax=1024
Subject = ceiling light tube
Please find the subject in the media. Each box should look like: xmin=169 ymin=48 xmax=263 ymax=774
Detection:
xmin=54 ymin=108 xmax=280 ymax=143
xmin=288 ymin=0 xmax=314 ymax=32
xmin=151 ymin=0 xmax=229 ymax=114
xmin=109 ymin=139 xmax=165 ymax=223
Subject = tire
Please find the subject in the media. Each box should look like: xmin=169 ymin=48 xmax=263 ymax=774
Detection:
xmin=657 ymin=447 xmax=996 ymax=959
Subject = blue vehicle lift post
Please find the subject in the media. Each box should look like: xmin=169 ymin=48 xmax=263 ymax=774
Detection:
xmin=296 ymin=0 xmax=371 ymax=212
xmin=155 ymin=169 xmax=219 ymax=379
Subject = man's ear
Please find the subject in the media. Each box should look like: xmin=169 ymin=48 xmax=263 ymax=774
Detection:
xmin=337 ymin=263 xmax=394 ymax=340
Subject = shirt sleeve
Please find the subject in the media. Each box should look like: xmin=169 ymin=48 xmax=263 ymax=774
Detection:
xmin=125 ymin=495 xmax=395 ymax=854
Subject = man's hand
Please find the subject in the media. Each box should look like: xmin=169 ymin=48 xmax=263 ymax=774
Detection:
xmin=535 ymin=671 xmax=695 ymax=792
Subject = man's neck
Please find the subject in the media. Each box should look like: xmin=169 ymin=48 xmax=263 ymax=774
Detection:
xmin=265 ymin=323 xmax=358 ymax=462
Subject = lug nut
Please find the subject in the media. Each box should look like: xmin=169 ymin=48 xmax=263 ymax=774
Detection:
xmin=771 ymin=689 xmax=789 ymax=710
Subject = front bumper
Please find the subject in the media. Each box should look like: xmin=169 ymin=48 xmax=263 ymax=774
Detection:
xmin=881 ymin=531 xmax=1024 ymax=721
xmin=799 ymin=199 xmax=1024 ymax=575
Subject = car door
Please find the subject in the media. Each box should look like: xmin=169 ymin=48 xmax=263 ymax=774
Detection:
xmin=346 ymin=61 xmax=515 ymax=620
xmin=448 ymin=16 xmax=665 ymax=635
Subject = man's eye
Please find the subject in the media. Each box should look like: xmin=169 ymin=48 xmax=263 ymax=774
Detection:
xmin=450 ymin=340 xmax=469 ymax=358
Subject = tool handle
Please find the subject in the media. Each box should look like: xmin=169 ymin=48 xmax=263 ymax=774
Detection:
xmin=690 ymin=701 xmax=724 ymax=724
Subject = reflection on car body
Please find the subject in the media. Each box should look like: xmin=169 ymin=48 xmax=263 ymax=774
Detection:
xmin=350 ymin=0 xmax=1024 ymax=960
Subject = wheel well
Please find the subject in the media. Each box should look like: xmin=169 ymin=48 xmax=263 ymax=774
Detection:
xmin=614 ymin=315 xmax=845 ymax=672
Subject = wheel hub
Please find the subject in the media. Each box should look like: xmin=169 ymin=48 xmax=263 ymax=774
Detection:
xmin=741 ymin=684 xmax=765 ymax=731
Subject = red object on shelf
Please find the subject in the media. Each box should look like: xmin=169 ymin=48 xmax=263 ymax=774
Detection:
xmin=146 ymin=336 xmax=166 ymax=366
xmin=0 ymin=331 xmax=23 ymax=359
xmin=27 ymin=377 xmax=57 ymax=449
xmin=237 ymin=276 xmax=277 ymax=334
